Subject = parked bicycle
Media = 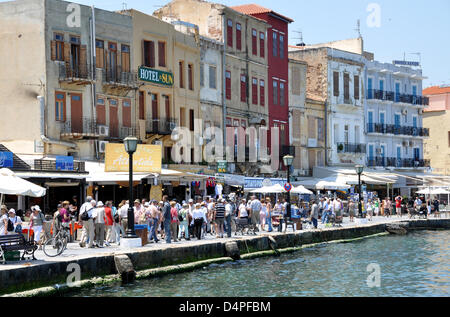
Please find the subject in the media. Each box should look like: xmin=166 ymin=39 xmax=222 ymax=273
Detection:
xmin=42 ymin=224 xmax=70 ymax=257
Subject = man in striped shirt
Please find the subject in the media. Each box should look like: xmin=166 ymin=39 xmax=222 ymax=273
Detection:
xmin=214 ymin=198 xmax=226 ymax=238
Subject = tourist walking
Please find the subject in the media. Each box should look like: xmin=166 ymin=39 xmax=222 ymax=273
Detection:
xmin=93 ymin=201 xmax=106 ymax=248
xmin=162 ymin=196 xmax=172 ymax=244
xmin=214 ymin=198 xmax=225 ymax=238
xmin=169 ymin=201 xmax=179 ymax=242
xmin=309 ymin=200 xmax=319 ymax=229
xmin=79 ymin=200 xmax=96 ymax=248
xmin=192 ymin=203 xmax=206 ymax=240
xmin=7 ymin=209 xmax=22 ymax=234
xmin=273 ymin=199 xmax=284 ymax=232
xmin=366 ymin=199 xmax=374 ymax=221
xmin=260 ymin=200 xmax=268 ymax=232
xmin=265 ymin=198 xmax=273 ymax=232
xmin=0 ymin=205 xmax=8 ymax=236
xmin=249 ymin=196 xmax=262 ymax=233
xmin=395 ymin=195 xmax=403 ymax=218
xmin=385 ymin=197 xmax=392 ymax=218
xmin=178 ymin=203 xmax=190 ymax=240
xmin=224 ymin=199 xmax=233 ymax=238
xmin=104 ymin=201 xmax=114 ymax=246
xmin=348 ymin=199 xmax=356 ymax=223
xmin=30 ymin=206 xmax=45 ymax=246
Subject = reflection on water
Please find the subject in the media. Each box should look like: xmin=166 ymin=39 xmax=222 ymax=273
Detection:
xmin=68 ymin=231 xmax=449 ymax=297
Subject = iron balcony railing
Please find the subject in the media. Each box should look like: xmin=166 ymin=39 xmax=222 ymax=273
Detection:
xmin=146 ymin=118 xmax=178 ymax=135
xmin=367 ymin=123 xmax=429 ymax=137
xmin=119 ymin=126 xmax=139 ymax=139
xmin=102 ymin=65 xmax=138 ymax=87
xmin=34 ymin=159 xmax=85 ymax=172
xmin=60 ymin=117 xmax=98 ymax=135
xmin=367 ymin=89 xmax=429 ymax=106
xmin=367 ymin=157 xmax=430 ymax=168
xmin=59 ymin=62 xmax=93 ymax=82
xmin=337 ymin=143 xmax=366 ymax=154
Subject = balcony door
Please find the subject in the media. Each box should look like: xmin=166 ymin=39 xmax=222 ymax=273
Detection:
xmin=108 ymin=42 xmax=117 ymax=81
xmin=395 ymin=82 xmax=401 ymax=102
xmin=368 ymin=144 xmax=374 ymax=161
xmin=368 ymin=78 xmax=373 ymax=99
xmin=70 ymin=93 xmax=83 ymax=133
xmin=414 ymin=148 xmax=420 ymax=161
xmin=109 ymin=99 xmax=118 ymax=137
xmin=396 ymin=146 xmax=402 ymax=167
xmin=394 ymin=113 xmax=401 ymax=128
xmin=380 ymin=144 xmax=386 ymax=166
xmin=152 ymin=94 xmax=158 ymax=132
xmin=368 ymin=111 xmax=374 ymax=132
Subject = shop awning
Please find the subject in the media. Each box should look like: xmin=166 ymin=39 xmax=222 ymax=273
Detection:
xmin=87 ymin=172 xmax=151 ymax=183
xmin=0 ymin=168 xmax=46 ymax=197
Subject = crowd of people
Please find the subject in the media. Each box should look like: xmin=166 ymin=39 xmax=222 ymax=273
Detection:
xmin=0 ymin=192 xmax=447 ymax=250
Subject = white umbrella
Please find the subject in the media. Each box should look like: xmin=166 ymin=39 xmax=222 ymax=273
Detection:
xmin=416 ymin=188 xmax=434 ymax=195
xmin=0 ymin=168 xmax=46 ymax=197
xmin=315 ymin=177 xmax=351 ymax=190
xmin=251 ymin=184 xmax=286 ymax=194
xmin=431 ymin=188 xmax=450 ymax=195
xmin=291 ymin=185 xmax=314 ymax=195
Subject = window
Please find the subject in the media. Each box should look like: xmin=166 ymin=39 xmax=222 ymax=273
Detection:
xmin=280 ymin=82 xmax=285 ymax=106
xmin=52 ymin=33 xmax=65 ymax=61
xmin=273 ymin=80 xmax=278 ymax=105
xmin=55 ymin=92 xmax=65 ymax=122
xmin=279 ymin=34 xmax=284 ymax=59
xmin=143 ymin=40 xmax=155 ymax=68
xmin=200 ymin=63 xmax=204 ymax=87
xmin=333 ymin=72 xmax=339 ymax=97
xmin=94 ymin=40 xmax=104 ymax=68
xmin=226 ymin=117 xmax=232 ymax=127
xmin=344 ymin=73 xmax=350 ymax=102
xmin=188 ymin=64 xmax=193 ymax=90
xmin=227 ymin=19 xmax=233 ymax=48
xmin=179 ymin=61 xmax=185 ymax=88
xmin=209 ymin=65 xmax=216 ymax=89
xmin=96 ymin=96 xmax=106 ymax=125
xmin=164 ymin=95 xmax=170 ymax=118
xmin=225 ymin=70 xmax=231 ymax=100
xmin=317 ymin=118 xmax=324 ymax=141
xmin=158 ymin=41 xmax=166 ymax=67
xmin=240 ymin=75 xmax=247 ymax=102
xmin=272 ymin=32 xmax=278 ymax=57
xmin=236 ymin=23 xmax=242 ymax=50
xmin=259 ymin=32 xmax=265 ymax=58
xmin=139 ymin=91 xmax=145 ymax=120
xmin=292 ymin=67 xmax=301 ymax=95
xmin=354 ymin=75 xmax=360 ymax=100
xmin=121 ymin=44 xmax=130 ymax=72
xmin=189 ymin=109 xmax=195 ymax=131
xmin=252 ymin=78 xmax=258 ymax=105
xmin=122 ymin=99 xmax=131 ymax=127
xmin=252 ymin=29 xmax=257 ymax=55
xmin=260 ymin=80 xmax=265 ymax=106
xmin=180 ymin=107 xmax=186 ymax=127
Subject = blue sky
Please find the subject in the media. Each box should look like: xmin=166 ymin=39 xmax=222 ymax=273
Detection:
xmin=3 ymin=0 xmax=449 ymax=87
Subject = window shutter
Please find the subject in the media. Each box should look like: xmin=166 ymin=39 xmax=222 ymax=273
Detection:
xmin=80 ymin=45 xmax=87 ymax=67
xmin=64 ymin=42 xmax=71 ymax=64
xmin=51 ymin=40 xmax=57 ymax=61
xmin=142 ymin=40 xmax=146 ymax=66
xmin=333 ymin=72 xmax=339 ymax=97
xmin=354 ymin=75 xmax=360 ymax=100
xmin=344 ymin=73 xmax=349 ymax=100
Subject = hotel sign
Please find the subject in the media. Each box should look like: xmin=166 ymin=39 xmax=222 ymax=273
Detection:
xmin=138 ymin=66 xmax=174 ymax=87
xmin=393 ymin=60 xmax=420 ymax=67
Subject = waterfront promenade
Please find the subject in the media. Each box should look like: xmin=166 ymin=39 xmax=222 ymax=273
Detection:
xmin=1 ymin=215 xmax=449 ymax=296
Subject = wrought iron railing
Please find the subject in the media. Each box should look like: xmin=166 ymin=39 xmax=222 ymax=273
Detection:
xmin=367 ymin=89 xmax=429 ymax=106
xmin=146 ymin=118 xmax=178 ymax=135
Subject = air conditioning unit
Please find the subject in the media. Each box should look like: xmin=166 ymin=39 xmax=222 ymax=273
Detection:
xmin=97 ymin=140 xmax=109 ymax=153
xmin=402 ymin=109 xmax=408 ymax=115
xmin=98 ymin=125 xmax=109 ymax=137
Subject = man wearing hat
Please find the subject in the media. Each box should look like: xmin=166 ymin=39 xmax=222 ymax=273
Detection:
xmin=8 ymin=208 xmax=22 ymax=234
xmin=178 ymin=203 xmax=190 ymax=241
xmin=93 ymin=201 xmax=106 ymax=248
xmin=79 ymin=200 xmax=96 ymax=248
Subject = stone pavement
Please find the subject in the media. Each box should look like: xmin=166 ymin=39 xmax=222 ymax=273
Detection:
xmin=1 ymin=214 xmax=448 ymax=271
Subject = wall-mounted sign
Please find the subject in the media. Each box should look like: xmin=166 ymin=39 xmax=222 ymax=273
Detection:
xmin=0 ymin=152 xmax=13 ymax=168
xmin=105 ymin=143 xmax=162 ymax=173
xmin=393 ymin=60 xmax=420 ymax=67
xmin=138 ymin=66 xmax=174 ymax=87
xmin=217 ymin=160 xmax=228 ymax=173
xmin=56 ymin=156 xmax=74 ymax=171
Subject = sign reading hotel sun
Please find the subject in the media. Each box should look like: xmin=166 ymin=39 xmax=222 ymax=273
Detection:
xmin=138 ymin=66 xmax=174 ymax=87
xmin=105 ymin=143 xmax=162 ymax=173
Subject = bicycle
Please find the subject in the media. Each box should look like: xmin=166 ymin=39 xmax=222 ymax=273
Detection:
xmin=43 ymin=223 xmax=70 ymax=257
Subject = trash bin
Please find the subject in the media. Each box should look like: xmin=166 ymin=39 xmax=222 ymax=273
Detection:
xmin=134 ymin=224 xmax=148 ymax=246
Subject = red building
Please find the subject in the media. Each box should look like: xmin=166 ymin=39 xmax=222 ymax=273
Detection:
xmin=232 ymin=4 xmax=293 ymax=158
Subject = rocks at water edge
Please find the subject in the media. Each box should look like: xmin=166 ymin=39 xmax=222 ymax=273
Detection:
xmin=225 ymin=242 xmax=240 ymax=260
xmin=385 ymin=223 xmax=409 ymax=235
xmin=114 ymin=254 xmax=136 ymax=283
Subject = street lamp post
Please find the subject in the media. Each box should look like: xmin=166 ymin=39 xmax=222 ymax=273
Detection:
xmin=356 ymin=164 xmax=364 ymax=218
xmin=283 ymin=155 xmax=294 ymax=221
xmin=124 ymin=136 xmax=139 ymax=239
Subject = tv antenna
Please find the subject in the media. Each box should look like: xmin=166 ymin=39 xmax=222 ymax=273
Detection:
xmin=122 ymin=2 xmax=127 ymax=11
xmin=354 ymin=19 xmax=361 ymax=38
xmin=292 ymin=30 xmax=305 ymax=47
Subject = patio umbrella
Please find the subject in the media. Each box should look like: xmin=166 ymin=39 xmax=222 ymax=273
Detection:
xmin=251 ymin=184 xmax=286 ymax=194
xmin=0 ymin=168 xmax=46 ymax=198
xmin=291 ymin=185 xmax=314 ymax=195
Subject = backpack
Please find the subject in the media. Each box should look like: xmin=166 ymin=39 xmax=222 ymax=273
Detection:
xmin=7 ymin=218 xmax=14 ymax=232
xmin=113 ymin=208 xmax=120 ymax=223
xmin=81 ymin=208 xmax=91 ymax=221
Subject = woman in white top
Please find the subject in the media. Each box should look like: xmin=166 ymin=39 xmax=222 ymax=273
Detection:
xmin=366 ymin=200 xmax=374 ymax=221
xmin=260 ymin=202 xmax=267 ymax=232
xmin=30 ymin=206 xmax=45 ymax=244
xmin=238 ymin=200 xmax=248 ymax=219
xmin=0 ymin=205 xmax=8 ymax=235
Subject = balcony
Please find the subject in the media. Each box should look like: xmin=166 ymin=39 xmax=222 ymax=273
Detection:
xmin=367 ymin=124 xmax=429 ymax=137
xmin=60 ymin=117 xmax=98 ymax=138
xmin=280 ymin=145 xmax=296 ymax=157
xmin=367 ymin=89 xmax=429 ymax=106
xmin=119 ymin=126 xmax=139 ymax=139
xmin=337 ymin=143 xmax=366 ymax=154
xmin=33 ymin=159 xmax=85 ymax=172
xmin=102 ymin=65 xmax=138 ymax=88
xmin=59 ymin=62 xmax=93 ymax=85
xmin=367 ymin=157 xmax=430 ymax=168
xmin=146 ymin=118 xmax=178 ymax=136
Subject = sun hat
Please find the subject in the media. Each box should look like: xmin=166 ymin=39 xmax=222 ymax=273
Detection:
xmin=97 ymin=201 xmax=104 ymax=207
xmin=144 ymin=202 xmax=150 ymax=207
xmin=34 ymin=205 xmax=41 ymax=212
xmin=8 ymin=208 xmax=16 ymax=214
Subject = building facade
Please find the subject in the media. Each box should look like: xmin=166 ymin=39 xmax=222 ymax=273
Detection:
xmin=231 ymin=4 xmax=293 ymax=157
xmin=365 ymin=59 xmax=430 ymax=170
xmin=289 ymin=47 xmax=366 ymax=168
xmin=423 ymin=85 xmax=450 ymax=175
xmin=154 ymin=0 xmax=270 ymax=176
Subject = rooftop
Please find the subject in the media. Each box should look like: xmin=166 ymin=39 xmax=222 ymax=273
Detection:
xmin=231 ymin=3 xmax=294 ymax=23
xmin=423 ymin=85 xmax=450 ymax=96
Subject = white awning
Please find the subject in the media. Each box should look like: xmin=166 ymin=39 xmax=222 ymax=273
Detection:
xmin=0 ymin=168 xmax=46 ymax=197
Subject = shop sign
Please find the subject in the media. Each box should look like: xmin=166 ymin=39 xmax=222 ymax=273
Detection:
xmin=138 ymin=66 xmax=174 ymax=87
xmin=0 ymin=152 xmax=13 ymax=168
xmin=56 ymin=156 xmax=74 ymax=171
xmin=217 ymin=160 xmax=227 ymax=173
xmin=105 ymin=143 xmax=162 ymax=173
